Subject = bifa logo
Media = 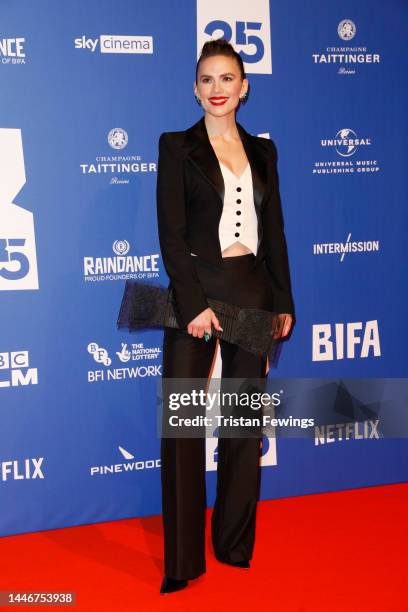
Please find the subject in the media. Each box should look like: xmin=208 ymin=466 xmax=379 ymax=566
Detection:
xmin=197 ymin=0 xmax=272 ymax=74
xmin=1 ymin=457 xmax=44 ymax=482
xmin=74 ymin=35 xmax=153 ymax=54
xmin=0 ymin=351 xmax=38 ymax=388
xmin=90 ymin=446 xmax=160 ymax=476
xmin=312 ymin=320 xmax=381 ymax=361
xmin=0 ymin=37 xmax=26 ymax=64
xmin=0 ymin=129 xmax=39 ymax=290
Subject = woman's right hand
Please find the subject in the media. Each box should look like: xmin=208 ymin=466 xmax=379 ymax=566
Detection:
xmin=187 ymin=308 xmax=223 ymax=339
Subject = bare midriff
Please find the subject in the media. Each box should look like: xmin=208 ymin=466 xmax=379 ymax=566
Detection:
xmin=221 ymin=241 xmax=252 ymax=257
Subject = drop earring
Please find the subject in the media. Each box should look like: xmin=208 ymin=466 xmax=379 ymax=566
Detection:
xmin=194 ymin=94 xmax=202 ymax=106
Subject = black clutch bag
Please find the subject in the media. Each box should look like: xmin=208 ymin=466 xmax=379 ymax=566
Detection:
xmin=117 ymin=280 xmax=282 ymax=359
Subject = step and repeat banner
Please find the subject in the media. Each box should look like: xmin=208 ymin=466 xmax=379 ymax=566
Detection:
xmin=1 ymin=0 xmax=407 ymax=537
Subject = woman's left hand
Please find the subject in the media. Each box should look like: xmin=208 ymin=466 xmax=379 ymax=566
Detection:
xmin=271 ymin=314 xmax=293 ymax=339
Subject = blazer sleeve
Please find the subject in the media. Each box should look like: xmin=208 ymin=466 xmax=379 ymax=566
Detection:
xmin=261 ymin=139 xmax=296 ymax=319
xmin=156 ymin=132 xmax=209 ymax=328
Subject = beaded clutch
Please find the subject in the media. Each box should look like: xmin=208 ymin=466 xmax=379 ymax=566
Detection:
xmin=117 ymin=280 xmax=282 ymax=358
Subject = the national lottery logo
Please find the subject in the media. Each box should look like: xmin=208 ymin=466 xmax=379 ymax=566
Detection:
xmin=90 ymin=445 xmax=160 ymax=476
xmin=0 ymin=37 xmax=26 ymax=65
xmin=313 ymin=128 xmax=380 ymax=175
xmin=337 ymin=19 xmax=356 ymax=41
xmin=83 ymin=240 xmax=159 ymax=283
xmin=0 ymin=129 xmax=39 ymax=290
xmin=87 ymin=341 xmax=162 ymax=383
xmin=312 ymin=19 xmax=380 ymax=74
xmin=197 ymin=0 xmax=272 ymax=74
xmin=108 ymin=128 xmax=128 ymax=150
xmin=0 ymin=350 xmax=38 ymax=388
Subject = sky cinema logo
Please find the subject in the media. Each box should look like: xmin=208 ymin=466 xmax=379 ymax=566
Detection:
xmin=74 ymin=35 xmax=153 ymax=54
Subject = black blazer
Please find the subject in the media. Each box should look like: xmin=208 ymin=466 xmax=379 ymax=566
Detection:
xmin=156 ymin=115 xmax=295 ymax=328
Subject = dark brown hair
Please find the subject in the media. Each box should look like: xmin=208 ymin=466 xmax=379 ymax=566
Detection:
xmin=195 ymin=38 xmax=246 ymax=83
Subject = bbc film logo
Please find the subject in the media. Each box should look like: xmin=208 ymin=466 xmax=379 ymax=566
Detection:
xmin=0 ymin=350 xmax=38 ymax=388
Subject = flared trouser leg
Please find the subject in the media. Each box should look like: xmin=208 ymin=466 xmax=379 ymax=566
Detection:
xmin=160 ymin=327 xmax=268 ymax=579
xmin=211 ymin=340 xmax=267 ymax=564
xmin=160 ymin=327 xmax=218 ymax=580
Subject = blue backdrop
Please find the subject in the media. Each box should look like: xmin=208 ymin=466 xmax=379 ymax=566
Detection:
xmin=1 ymin=0 xmax=407 ymax=537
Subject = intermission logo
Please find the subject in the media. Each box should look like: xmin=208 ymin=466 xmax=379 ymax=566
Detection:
xmin=1 ymin=457 xmax=44 ymax=482
xmin=0 ymin=350 xmax=38 ymax=388
xmin=313 ymin=128 xmax=380 ymax=175
xmin=80 ymin=128 xmax=156 ymax=185
xmin=87 ymin=341 xmax=162 ymax=383
xmin=312 ymin=320 xmax=381 ymax=361
xmin=0 ymin=129 xmax=39 ymax=290
xmin=83 ymin=240 xmax=160 ymax=283
xmin=314 ymin=419 xmax=380 ymax=446
xmin=313 ymin=233 xmax=380 ymax=262
xmin=0 ymin=37 xmax=26 ymax=65
xmin=197 ymin=0 xmax=272 ymax=74
xmin=74 ymin=34 xmax=153 ymax=54
xmin=90 ymin=446 xmax=160 ymax=476
xmin=312 ymin=19 xmax=380 ymax=75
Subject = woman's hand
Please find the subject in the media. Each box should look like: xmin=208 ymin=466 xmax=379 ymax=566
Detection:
xmin=187 ymin=308 xmax=223 ymax=339
xmin=272 ymin=314 xmax=293 ymax=339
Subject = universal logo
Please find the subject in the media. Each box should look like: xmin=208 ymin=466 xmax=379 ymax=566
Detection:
xmin=79 ymin=128 xmax=156 ymax=185
xmin=83 ymin=240 xmax=160 ymax=283
xmin=87 ymin=341 xmax=162 ymax=383
xmin=0 ymin=350 xmax=38 ymax=388
xmin=313 ymin=233 xmax=380 ymax=262
xmin=74 ymin=35 xmax=153 ymax=54
xmin=312 ymin=18 xmax=380 ymax=75
xmin=0 ymin=37 xmax=26 ymax=65
xmin=313 ymin=128 xmax=380 ymax=176
xmin=90 ymin=446 xmax=160 ymax=476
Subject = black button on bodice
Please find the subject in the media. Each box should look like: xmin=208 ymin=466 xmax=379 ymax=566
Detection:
xmin=236 ymin=210 xmax=241 ymax=215
xmin=236 ymin=222 xmax=241 ymax=227
xmin=235 ymin=232 xmax=240 ymax=237
xmin=236 ymin=199 xmax=241 ymax=204
xmin=236 ymin=187 xmax=242 ymax=192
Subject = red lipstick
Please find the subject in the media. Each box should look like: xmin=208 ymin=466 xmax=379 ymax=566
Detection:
xmin=209 ymin=96 xmax=228 ymax=106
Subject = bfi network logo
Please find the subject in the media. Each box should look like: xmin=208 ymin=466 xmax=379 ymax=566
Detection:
xmin=312 ymin=320 xmax=381 ymax=361
xmin=0 ymin=350 xmax=38 ymax=388
xmin=1 ymin=457 xmax=44 ymax=482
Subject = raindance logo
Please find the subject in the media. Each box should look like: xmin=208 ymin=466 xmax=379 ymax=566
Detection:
xmin=90 ymin=445 xmax=160 ymax=476
xmin=313 ymin=233 xmax=380 ymax=262
xmin=312 ymin=19 xmax=380 ymax=75
xmin=79 ymin=128 xmax=157 ymax=185
xmin=83 ymin=240 xmax=160 ymax=283
xmin=0 ymin=37 xmax=26 ymax=65
xmin=87 ymin=341 xmax=162 ymax=383
xmin=313 ymin=128 xmax=380 ymax=175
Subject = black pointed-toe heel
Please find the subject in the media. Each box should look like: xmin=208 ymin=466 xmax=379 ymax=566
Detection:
xmin=230 ymin=560 xmax=250 ymax=569
xmin=160 ymin=575 xmax=189 ymax=594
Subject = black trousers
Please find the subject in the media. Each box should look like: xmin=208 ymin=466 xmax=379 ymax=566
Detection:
xmin=160 ymin=254 xmax=274 ymax=580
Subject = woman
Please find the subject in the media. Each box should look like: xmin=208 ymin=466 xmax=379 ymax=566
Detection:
xmin=157 ymin=38 xmax=295 ymax=594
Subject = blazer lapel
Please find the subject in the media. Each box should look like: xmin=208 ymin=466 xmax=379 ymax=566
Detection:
xmin=183 ymin=116 xmax=269 ymax=215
